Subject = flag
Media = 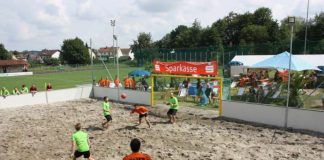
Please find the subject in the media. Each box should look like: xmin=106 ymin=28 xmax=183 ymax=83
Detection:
xmin=113 ymin=35 xmax=117 ymax=40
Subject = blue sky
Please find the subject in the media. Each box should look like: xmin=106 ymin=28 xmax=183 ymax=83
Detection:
xmin=0 ymin=0 xmax=323 ymax=51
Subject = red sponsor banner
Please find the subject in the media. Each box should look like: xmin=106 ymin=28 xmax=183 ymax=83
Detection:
xmin=153 ymin=61 xmax=218 ymax=76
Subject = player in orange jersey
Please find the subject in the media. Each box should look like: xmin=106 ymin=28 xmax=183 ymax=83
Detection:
xmin=130 ymin=104 xmax=151 ymax=128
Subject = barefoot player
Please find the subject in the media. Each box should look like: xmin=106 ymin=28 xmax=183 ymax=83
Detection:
xmin=70 ymin=123 xmax=94 ymax=160
xmin=130 ymin=104 xmax=151 ymax=128
xmin=166 ymin=93 xmax=179 ymax=124
xmin=102 ymin=96 xmax=112 ymax=129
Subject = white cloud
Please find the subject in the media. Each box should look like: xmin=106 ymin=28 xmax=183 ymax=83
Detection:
xmin=0 ymin=0 xmax=323 ymax=51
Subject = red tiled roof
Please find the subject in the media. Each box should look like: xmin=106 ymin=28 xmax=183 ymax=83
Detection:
xmin=98 ymin=47 xmax=118 ymax=53
xmin=0 ymin=60 xmax=28 ymax=66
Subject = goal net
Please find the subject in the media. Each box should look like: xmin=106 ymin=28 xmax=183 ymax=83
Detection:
xmin=150 ymin=74 xmax=224 ymax=116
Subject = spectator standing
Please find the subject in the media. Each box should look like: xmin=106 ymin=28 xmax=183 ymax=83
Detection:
xmin=131 ymin=77 xmax=136 ymax=90
xmin=105 ymin=77 xmax=110 ymax=88
xmin=256 ymin=86 xmax=264 ymax=103
xmin=264 ymin=70 xmax=269 ymax=79
xmin=124 ymin=76 xmax=131 ymax=89
xmin=98 ymin=77 xmax=105 ymax=87
xmin=114 ymin=76 xmax=120 ymax=88
xmin=311 ymin=73 xmax=318 ymax=88
xmin=247 ymin=87 xmax=256 ymax=102
xmin=274 ymin=71 xmax=280 ymax=82
xmin=123 ymin=138 xmax=152 ymax=160
xmin=205 ymin=84 xmax=212 ymax=104
xmin=196 ymin=78 xmax=202 ymax=102
xmin=141 ymin=78 xmax=148 ymax=91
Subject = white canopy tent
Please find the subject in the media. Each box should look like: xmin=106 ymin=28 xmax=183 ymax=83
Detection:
xmin=231 ymin=54 xmax=324 ymax=67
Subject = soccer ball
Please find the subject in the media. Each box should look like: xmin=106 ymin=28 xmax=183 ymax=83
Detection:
xmin=121 ymin=93 xmax=127 ymax=99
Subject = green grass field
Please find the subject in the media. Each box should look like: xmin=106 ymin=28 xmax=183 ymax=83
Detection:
xmin=0 ymin=65 xmax=143 ymax=92
xmin=0 ymin=63 xmax=224 ymax=93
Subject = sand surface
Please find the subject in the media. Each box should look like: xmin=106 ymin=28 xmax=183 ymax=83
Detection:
xmin=0 ymin=99 xmax=324 ymax=160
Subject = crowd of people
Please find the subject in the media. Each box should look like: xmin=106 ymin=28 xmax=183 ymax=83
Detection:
xmin=97 ymin=75 xmax=149 ymax=91
xmin=236 ymin=69 xmax=320 ymax=103
xmin=0 ymin=83 xmax=53 ymax=98
xmin=70 ymin=93 xmax=179 ymax=160
xmin=180 ymin=78 xmax=219 ymax=105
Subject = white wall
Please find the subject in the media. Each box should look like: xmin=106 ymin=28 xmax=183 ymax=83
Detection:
xmin=51 ymin=51 xmax=60 ymax=59
xmin=288 ymin=108 xmax=324 ymax=133
xmin=0 ymin=86 xmax=92 ymax=109
xmin=222 ymin=101 xmax=285 ymax=127
xmin=93 ymin=86 xmax=151 ymax=105
xmin=222 ymin=101 xmax=324 ymax=133
xmin=0 ymin=72 xmax=33 ymax=77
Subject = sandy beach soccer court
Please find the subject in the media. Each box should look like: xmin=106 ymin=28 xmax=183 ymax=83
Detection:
xmin=0 ymin=99 xmax=324 ymax=160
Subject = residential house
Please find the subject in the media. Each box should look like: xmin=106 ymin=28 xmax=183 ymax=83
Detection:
xmin=0 ymin=60 xmax=29 ymax=73
xmin=40 ymin=49 xmax=61 ymax=59
xmin=12 ymin=53 xmax=28 ymax=61
xmin=25 ymin=51 xmax=42 ymax=63
xmin=120 ymin=48 xmax=134 ymax=60
xmin=97 ymin=47 xmax=122 ymax=61
xmin=89 ymin=49 xmax=97 ymax=60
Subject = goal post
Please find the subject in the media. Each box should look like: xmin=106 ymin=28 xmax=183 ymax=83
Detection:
xmin=150 ymin=74 xmax=223 ymax=116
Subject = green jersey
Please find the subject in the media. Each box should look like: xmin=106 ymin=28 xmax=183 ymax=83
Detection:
xmin=1 ymin=89 xmax=10 ymax=96
xmin=12 ymin=89 xmax=20 ymax=95
xmin=168 ymin=97 xmax=179 ymax=110
xmin=71 ymin=131 xmax=90 ymax=152
xmin=103 ymin=102 xmax=110 ymax=116
xmin=21 ymin=87 xmax=29 ymax=93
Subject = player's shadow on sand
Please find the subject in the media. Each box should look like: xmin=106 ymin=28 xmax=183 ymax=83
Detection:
xmin=116 ymin=125 xmax=140 ymax=131
xmin=151 ymin=121 xmax=170 ymax=125
xmin=85 ymin=125 xmax=104 ymax=131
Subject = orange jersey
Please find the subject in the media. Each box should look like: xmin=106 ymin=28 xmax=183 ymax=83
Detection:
xmin=105 ymin=80 xmax=110 ymax=87
xmin=131 ymin=79 xmax=136 ymax=89
xmin=124 ymin=78 xmax=131 ymax=88
xmin=114 ymin=79 xmax=120 ymax=88
xmin=99 ymin=80 xmax=105 ymax=86
xmin=131 ymin=106 xmax=148 ymax=115
xmin=123 ymin=152 xmax=152 ymax=160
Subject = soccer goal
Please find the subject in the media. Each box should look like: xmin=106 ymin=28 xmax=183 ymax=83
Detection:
xmin=150 ymin=74 xmax=224 ymax=116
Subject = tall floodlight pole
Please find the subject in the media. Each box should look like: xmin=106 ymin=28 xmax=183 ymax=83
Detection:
xmin=111 ymin=19 xmax=119 ymax=101
xmin=90 ymin=38 xmax=94 ymax=80
xmin=304 ymin=0 xmax=310 ymax=54
xmin=111 ymin=20 xmax=116 ymax=66
xmin=284 ymin=17 xmax=295 ymax=129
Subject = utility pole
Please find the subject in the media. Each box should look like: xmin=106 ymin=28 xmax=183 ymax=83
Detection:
xmin=304 ymin=0 xmax=310 ymax=54
xmin=111 ymin=20 xmax=116 ymax=66
xmin=285 ymin=17 xmax=295 ymax=129
xmin=111 ymin=19 xmax=120 ymax=102
xmin=90 ymin=38 xmax=94 ymax=81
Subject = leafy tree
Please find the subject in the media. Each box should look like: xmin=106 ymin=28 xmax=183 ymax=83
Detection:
xmin=313 ymin=39 xmax=324 ymax=53
xmin=43 ymin=57 xmax=60 ymax=66
xmin=308 ymin=13 xmax=324 ymax=42
xmin=283 ymin=73 xmax=305 ymax=107
xmin=0 ymin=43 xmax=12 ymax=60
xmin=131 ymin=32 xmax=154 ymax=65
xmin=253 ymin=7 xmax=273 ymax=25
xmin=60 ymin=38 xmax=90 ymax=64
